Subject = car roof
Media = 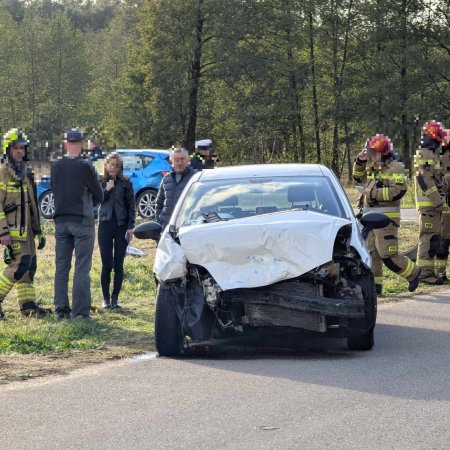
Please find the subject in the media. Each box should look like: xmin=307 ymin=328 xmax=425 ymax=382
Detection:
xmin=116 ymin=149 xmax=170 ymax=157
xmin=197 ymin=164 xmax=329 ymax=180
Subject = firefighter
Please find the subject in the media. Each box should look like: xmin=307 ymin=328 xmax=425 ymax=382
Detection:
xmin=0 ymin=128 xmax=49 ymax=318
xmin=435 ymin=129 xmax=450 ymax=281
xmin=414 ymin=120 xmax=447 ymax=285
xmin=353 ymin=134 xmax=420 ymax=295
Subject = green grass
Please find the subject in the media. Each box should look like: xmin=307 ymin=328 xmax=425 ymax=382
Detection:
xmin=0 ymin=220 xmax=157 ymax=356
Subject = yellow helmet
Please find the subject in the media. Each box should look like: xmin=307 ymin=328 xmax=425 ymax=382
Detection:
xmin=2 ymin=128 xmax=29 ymax=155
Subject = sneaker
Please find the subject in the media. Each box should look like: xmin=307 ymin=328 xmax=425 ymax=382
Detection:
xmin=111 ymin=298 xmax=122 ymax=309
xmin=408 ymin=271 xmax=420 ymax=292
xmin=102 ymin=299 xmax=111 ymax=309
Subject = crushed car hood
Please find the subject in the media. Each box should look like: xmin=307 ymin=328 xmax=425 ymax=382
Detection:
xmin=155 ymin=211 xmax=352 ymax=290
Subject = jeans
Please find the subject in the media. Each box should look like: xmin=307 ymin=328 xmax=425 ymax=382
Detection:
xmin=54 ymin=221 xmax=95 ymax=317
xmin=98 ymin=218 xmax=128 ymax=301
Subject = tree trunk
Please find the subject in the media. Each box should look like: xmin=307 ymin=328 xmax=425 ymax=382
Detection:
xmin=308 ymin=9 xmax=321 ymax=163
xmin=399 ymin=0 xmax=409 ymax=166
xmin=331 ymin=0 xmax=353 ymax=176
xmin=344 ymin=121 xmax=352 ymax=183
xmin=283 ymin=0 xmax=305 ymax=163
xmin=185 ymin=0 xmax=204 ymax=152
xmin=376 ymin=0 xmax=383 ymax=129
xmin=287 ymin=45 xmax=299 ymax=162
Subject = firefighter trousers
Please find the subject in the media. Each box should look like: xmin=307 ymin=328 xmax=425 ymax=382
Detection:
xmin=436 ymin=211 xmax=450 ymax=277
xmin=367 ymin=221 xmax=419 ymax=287
xmin=0 ymin=231 xmax=37 ymax=310
xmin=417 ymin=210 xmax=441 ymax=279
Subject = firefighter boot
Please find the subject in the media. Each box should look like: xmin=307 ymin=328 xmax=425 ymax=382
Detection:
xmin=20 ymin=301 xmax=52 ymax=318
xmin=408 ymin=268 xmax=421 ymax=292
xmin=435 ymin=258 xmax=448 ymax=283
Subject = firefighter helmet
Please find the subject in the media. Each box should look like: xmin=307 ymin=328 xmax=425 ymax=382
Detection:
xmin=367 ymin=134 xmax=393 ymax=156
xmin=423 ymin=120 xmax=444 ymax=142
xmin=2 ymin=128 xmax=29 ymax=155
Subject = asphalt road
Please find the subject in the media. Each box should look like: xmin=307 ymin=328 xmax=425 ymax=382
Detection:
xmin=2 ymin=290 xmax=450 ymax=449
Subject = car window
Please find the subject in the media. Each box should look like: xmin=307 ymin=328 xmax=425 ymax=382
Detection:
xmin=176 ymin=176 xmax=345 ymax=228
xmin=121 ymin=155 xmax=143 ymax=171
xmin=142 ymin=155 xmax=154 ymax=168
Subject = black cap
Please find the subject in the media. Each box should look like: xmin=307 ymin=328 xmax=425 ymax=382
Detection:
xmin=65 ymin=128 xmax=83 ymax=143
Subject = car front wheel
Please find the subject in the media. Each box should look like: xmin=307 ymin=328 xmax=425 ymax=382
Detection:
xmin=137 ymin=189 xmax=158 ymax=219
xmin=155 ymin=285 xmax=183 ymax=357
xmin=347 ymin=329 xmax=374 ymax=350
xmin=39 ymin=190 xmax=55 ymax=219
xmin=346 ymin=272 xmax=376 ymax=351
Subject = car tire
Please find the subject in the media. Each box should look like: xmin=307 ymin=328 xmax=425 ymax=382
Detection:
xmin=347 ymin=272 xmax=376 ymax=351
xmin=155 ymin=285 xmax=182 ymax=357
xmin=39 ymin=190 xmax=55 ymax=219
xmin=347 ymin=329 xmax=374 ymax=351
xmin=137 ymin=189 xmax=158 ymax=219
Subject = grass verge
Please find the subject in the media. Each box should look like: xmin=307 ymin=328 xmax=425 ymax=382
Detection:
xmin=0 ymin=220 xmax=157 ymax=383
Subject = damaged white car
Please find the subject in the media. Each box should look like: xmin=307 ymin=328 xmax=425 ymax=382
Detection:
xmin=134 ymin=164 xmax=389 ymax=356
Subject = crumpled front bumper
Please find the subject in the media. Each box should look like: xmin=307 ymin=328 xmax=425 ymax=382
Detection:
xmin=222 ymin=282 xmax=366 ymax=332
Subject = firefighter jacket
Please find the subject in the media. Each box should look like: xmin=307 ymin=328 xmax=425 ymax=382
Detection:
xmin=440 ymin=146 xmax=450 ymax=219
xmin=0 ymin=161 xmax=41 ymax=241
xmin=414 ymin=147 xmax=447 ymax=212
xmin=353 ymin=157 xmax=408 ymax=221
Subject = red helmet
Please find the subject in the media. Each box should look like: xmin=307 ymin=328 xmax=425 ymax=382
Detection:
xmin=367 ymin=134 xmax=393 ymax=156
xmin=423 ymin=120 xmax=444 ymax=142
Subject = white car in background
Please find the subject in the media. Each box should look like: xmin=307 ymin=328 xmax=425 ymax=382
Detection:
xmin=135 ymin=164 xmax=389 ymax=356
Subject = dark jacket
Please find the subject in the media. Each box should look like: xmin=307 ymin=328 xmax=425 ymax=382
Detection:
xmin=156 ymin=167 xmax=196 ymax=228
xmin=98 ymin=178 xmax=136 ymax=229
xmin=51 ymin=156 xmax=103 ymax=224
xmin=190 ymin=153 xmax=215 ymax=170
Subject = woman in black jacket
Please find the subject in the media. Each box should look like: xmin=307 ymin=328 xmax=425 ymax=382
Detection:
xmin=98 ymin=153 xmax=136 ymax=308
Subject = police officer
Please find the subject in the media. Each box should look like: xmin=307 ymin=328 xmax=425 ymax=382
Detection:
xmin=0 ymin=129 xmax=48 ymax=318
xmin=353 ymin=134 xmax=420 ymax=295
xmin=190 ymin=140 xmax=217 ymax=170
xmin=414 ymin=120 xmax=447 ymax=285
xmin=435 ymin=128 xmax=450 ymax=281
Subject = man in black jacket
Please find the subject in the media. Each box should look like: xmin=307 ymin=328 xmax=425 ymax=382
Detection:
xmin=51 ymin=128 xmax=103 ymax=320
xmin=156 ymin=147 xmax=196 ymax=230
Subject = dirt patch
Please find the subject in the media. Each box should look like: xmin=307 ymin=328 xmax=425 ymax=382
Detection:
xmin=0 ymin=345 xmax=150 ymax=384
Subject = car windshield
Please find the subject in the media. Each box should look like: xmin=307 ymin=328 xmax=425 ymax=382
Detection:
xmin=176 ymin=176 xmax=345 ymax=228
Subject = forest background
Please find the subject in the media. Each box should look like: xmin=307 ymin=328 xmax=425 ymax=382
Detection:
xmin=0 ymin=0 xmax=449 ymax=180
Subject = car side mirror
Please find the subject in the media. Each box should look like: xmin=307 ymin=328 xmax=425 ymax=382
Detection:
xmin=133 ymin=221 xmax=162 ymax=241
xmin=359 ymin=212 xmax=391 ymax=239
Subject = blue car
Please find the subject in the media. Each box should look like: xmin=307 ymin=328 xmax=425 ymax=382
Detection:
xmin=37 ymin=149 xmax=171 ymax=219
